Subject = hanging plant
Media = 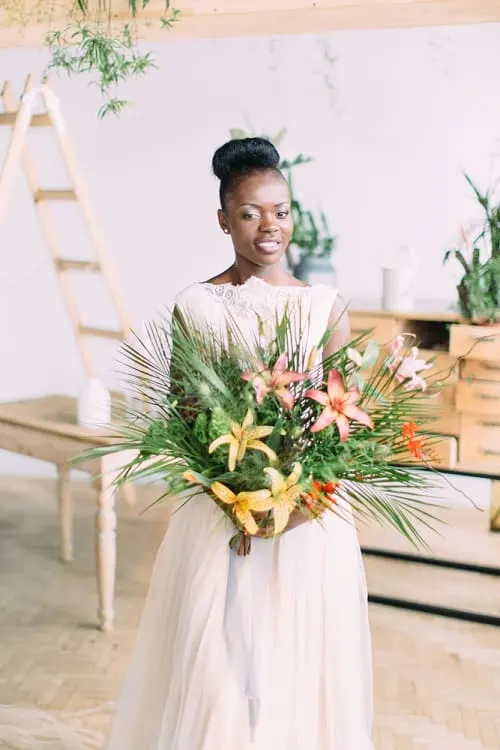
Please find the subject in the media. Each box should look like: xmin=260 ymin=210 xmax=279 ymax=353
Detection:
xmin=43 ymin=0 xmax=180 ymax=118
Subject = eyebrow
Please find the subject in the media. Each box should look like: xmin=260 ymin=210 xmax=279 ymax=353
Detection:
xmin=238 ymin=201 xmax=290 ymax=209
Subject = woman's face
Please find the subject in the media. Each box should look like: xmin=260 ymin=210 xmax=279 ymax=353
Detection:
xmin=218 ymin=170 xmax=293 ymax=268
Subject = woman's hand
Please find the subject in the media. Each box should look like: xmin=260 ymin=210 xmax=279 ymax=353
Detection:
xmin=252 ymin=505 xmax=323 ymax=539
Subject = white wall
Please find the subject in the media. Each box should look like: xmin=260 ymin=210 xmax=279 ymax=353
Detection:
xmin=1 ymin=22 xmax=499 ymax=485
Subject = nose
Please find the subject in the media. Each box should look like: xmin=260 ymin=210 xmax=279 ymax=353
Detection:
xmin=259 ymin=213 xmax=279 ymax=233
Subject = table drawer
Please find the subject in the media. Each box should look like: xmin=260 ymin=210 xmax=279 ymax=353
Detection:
xmin=421 ymin=410 xmax=460 ymax=436
xmin=450 ymin=324 xmax=500 ymax=362
xmin=432 ymin=385 xmax=456 ymax=408
xmin=428 ymin=436 xmax=458 ymax=468
xmin=349 ymin=314 xmax=402 ymax=345
xmin=401 ymin=435 xmax=458 ymax=468
xmin=456 ymin=381 xmax=500 ymax=416
xmin=461 ymin=359 xmax=500 ymax=383
xmin=419 ymin=349 xmax=458 ymax=384
xmin=459 ymin=414 xmax=500 ymax=468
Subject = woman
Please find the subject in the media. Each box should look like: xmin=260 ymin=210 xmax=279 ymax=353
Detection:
xmin=105 ymin=136 xmax=375 ymax=749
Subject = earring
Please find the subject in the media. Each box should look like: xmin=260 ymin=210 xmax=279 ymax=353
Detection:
xmin=223 ymin=228 xmax=230 ymax=234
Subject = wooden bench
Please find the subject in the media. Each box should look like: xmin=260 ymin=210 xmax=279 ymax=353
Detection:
xmin=0 ymin=394 xmax=135 ymax=631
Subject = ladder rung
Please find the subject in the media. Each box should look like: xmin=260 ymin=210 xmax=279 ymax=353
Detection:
xmin=34 ymin=189 xmax=77 ymax=202
xmin=0 ymin=112 xmax=51 ymax=127
xmin=56 ymin=259 xmax=101 ymax=272
xmin=78 ymin=325 xmax=124 ymax=341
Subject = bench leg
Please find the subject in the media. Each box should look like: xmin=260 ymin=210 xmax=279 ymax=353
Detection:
xmin=490 ymin=479 xmax=500 ymax=532
xmin=57 ymin=465 xmax=73 ymax=563
xmin=93 ymin=455 xmax=118 ymax=631
xmin=122 ymin=482 xmax=137 ymax=508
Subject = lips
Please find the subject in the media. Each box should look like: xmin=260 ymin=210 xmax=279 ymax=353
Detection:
xmin=254 ymin=239 xmax=281 ymax=254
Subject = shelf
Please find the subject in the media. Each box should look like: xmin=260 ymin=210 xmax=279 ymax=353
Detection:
xmin=1 ymin=0 xmax=500 ymax=48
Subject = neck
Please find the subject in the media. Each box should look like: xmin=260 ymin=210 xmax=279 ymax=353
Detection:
xmin=230 ymin=256 xmax=289 ymax=287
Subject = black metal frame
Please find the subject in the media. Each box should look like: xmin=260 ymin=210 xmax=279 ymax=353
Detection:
xmin=363 ymin=465 xmax=500 ymax=626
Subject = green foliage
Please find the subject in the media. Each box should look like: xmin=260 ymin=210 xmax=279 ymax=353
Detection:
xmin=74 ymin=309 xmax=455 ymax=549
xmin=43 ymin=0 xmax=180 ymax=118
xmin=228 ymin=126 xmax=336 ymax=261
xmin=444 ymin=172 xmax=500 ymax=323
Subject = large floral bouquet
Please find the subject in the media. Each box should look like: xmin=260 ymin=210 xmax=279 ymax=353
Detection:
xmin=78 ymin=306 xmax=453 ymax=554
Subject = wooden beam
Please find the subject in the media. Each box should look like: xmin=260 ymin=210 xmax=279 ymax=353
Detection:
xmin=0 ymin=112 xmax=51 ymax=126
xmin=1 ymin=0 xmax=499 ymax=48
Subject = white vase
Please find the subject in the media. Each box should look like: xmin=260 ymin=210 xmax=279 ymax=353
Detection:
xmin=77 ymin=378 xmax=111 ymax=430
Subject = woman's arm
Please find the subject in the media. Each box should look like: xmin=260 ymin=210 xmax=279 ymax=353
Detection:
xmin=323 ymin=293 xmax=351 ymax=361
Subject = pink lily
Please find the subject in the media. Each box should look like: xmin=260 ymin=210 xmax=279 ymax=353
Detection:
xmin=305 ymin=368 xmax=374 ymax=441
xmin=389 ymin=336 xmax=432 ymax=392
xmin=241 ymin=352 xmax=305 ymax=409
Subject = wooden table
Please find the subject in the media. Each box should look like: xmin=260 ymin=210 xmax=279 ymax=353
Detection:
xmin=0 ymin=394 xmax=135 ymax=631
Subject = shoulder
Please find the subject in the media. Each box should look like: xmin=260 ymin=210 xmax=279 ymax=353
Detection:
xmin=173 ymin=282 xmax=204 ymax=311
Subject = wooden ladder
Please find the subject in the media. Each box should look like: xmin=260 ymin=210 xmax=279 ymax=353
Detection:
xmin=0 ymin=75 xmax=132 ymax=379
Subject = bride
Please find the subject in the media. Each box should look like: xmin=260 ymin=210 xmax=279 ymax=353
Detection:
xmin=1 ymin=136 xmax=375 ymax=749
xmin=105 ymin=136 xmax=375 ymax=749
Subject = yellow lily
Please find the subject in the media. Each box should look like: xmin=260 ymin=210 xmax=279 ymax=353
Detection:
xmin=264 ymin=462 xmax=303 ymax=534
xmin=210 ymin=481 xmax=273 ymax=535
xmin=208 ymin=409 xmax=277 ymax=472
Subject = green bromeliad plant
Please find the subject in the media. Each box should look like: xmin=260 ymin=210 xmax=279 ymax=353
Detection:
xmin=444 ymin=172 xmax=500 ymax=324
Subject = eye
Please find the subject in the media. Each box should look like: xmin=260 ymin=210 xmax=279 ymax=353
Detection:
xmin=242 ymin=212 xmax=259 ymax=220
xmin=277 ymin=210 xmax=289 ymax=219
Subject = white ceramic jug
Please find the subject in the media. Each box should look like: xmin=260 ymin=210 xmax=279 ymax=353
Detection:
xmin=77 ymin=377 xmax=111 ymax=430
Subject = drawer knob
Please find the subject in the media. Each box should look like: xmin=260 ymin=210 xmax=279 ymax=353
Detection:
xmin=472 ymin=334 xmax=499 ymax=342
xmin=481 ymin=448 xmax=500 ymax=456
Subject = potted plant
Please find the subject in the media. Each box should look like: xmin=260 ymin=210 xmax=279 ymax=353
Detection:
xmin=444 ymin=173 xmax=500 ymax=324
xmin=229 ymin=126 xmax=336 ymax=285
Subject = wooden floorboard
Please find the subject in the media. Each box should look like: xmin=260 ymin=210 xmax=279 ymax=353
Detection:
xmin=0 ymin=476 xmax=499 ymax=749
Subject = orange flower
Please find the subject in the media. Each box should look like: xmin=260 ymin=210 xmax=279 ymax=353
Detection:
xmin=302 ymin=479 xmax=339 ymax=515
xmin=408 ymin=439 xmax=424 ymax=459
xmin=402 ymin=421 xmax=424 ymax=459
xmin=402 ymin=421 xmax=417 ymax=440
xmin=305 ymin=369 xmax=373 ymax=441
xmin=241 ymin=352 xmax=305 ymax=409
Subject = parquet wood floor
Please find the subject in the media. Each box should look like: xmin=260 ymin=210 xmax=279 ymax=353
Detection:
xmin=0 ymin=477 xmax=499 ymax=749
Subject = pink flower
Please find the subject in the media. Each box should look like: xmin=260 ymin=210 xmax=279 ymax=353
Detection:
xmin=241 ymin=353 xmax=305 ymax=409
xmin=305 ymin=369 xmax=374 ymax=441
xmin=388 ymin=336 xmax=432 ymax=391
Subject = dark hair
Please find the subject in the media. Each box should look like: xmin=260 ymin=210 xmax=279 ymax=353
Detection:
xmin=212 ymin=137 xmax=282 ymax=209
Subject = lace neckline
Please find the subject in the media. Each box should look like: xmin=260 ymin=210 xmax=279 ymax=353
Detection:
xmin=197 ymin=276 xmax=318 ymax=293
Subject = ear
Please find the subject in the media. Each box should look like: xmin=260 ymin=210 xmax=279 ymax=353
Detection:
xmin=217 ymin=209 xmax=230 ymax=235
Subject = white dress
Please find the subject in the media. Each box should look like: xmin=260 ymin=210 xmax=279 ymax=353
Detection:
xmin=105 ymin=277 xmax=375 ymax=750
xmin=0 ymin=277 xmax=374 ymax=750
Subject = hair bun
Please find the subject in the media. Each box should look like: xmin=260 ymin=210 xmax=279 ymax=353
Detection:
xmin=212 ymin=137 xmax=280 ymax=181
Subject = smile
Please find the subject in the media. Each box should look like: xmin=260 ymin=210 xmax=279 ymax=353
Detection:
xmin=254 ymin=240 xmax=281 ymax=254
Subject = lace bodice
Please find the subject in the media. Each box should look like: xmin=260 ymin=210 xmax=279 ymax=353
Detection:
xmin=174 ymin=275 xmax=337 ymax=354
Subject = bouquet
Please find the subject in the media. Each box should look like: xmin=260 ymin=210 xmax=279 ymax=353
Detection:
xmin=78 ymin=305 xmax=455 ymax=555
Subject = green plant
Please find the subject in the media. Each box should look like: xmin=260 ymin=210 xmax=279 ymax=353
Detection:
xmin=229 ymin=126 xmax=335 ymax=263
xmin=444 ymin=173 xmax=500 ymax=323
xmin=41 ymin=0 xmax=180 ymax=118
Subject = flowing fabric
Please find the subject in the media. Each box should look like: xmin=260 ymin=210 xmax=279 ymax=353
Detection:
xmin=106 ymin=278 xmax=375 ymax=750
xmin=106 ymin=492 xmax=374 ymax=750
xmin=0 ymin=277 xmax=375 ymax=750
